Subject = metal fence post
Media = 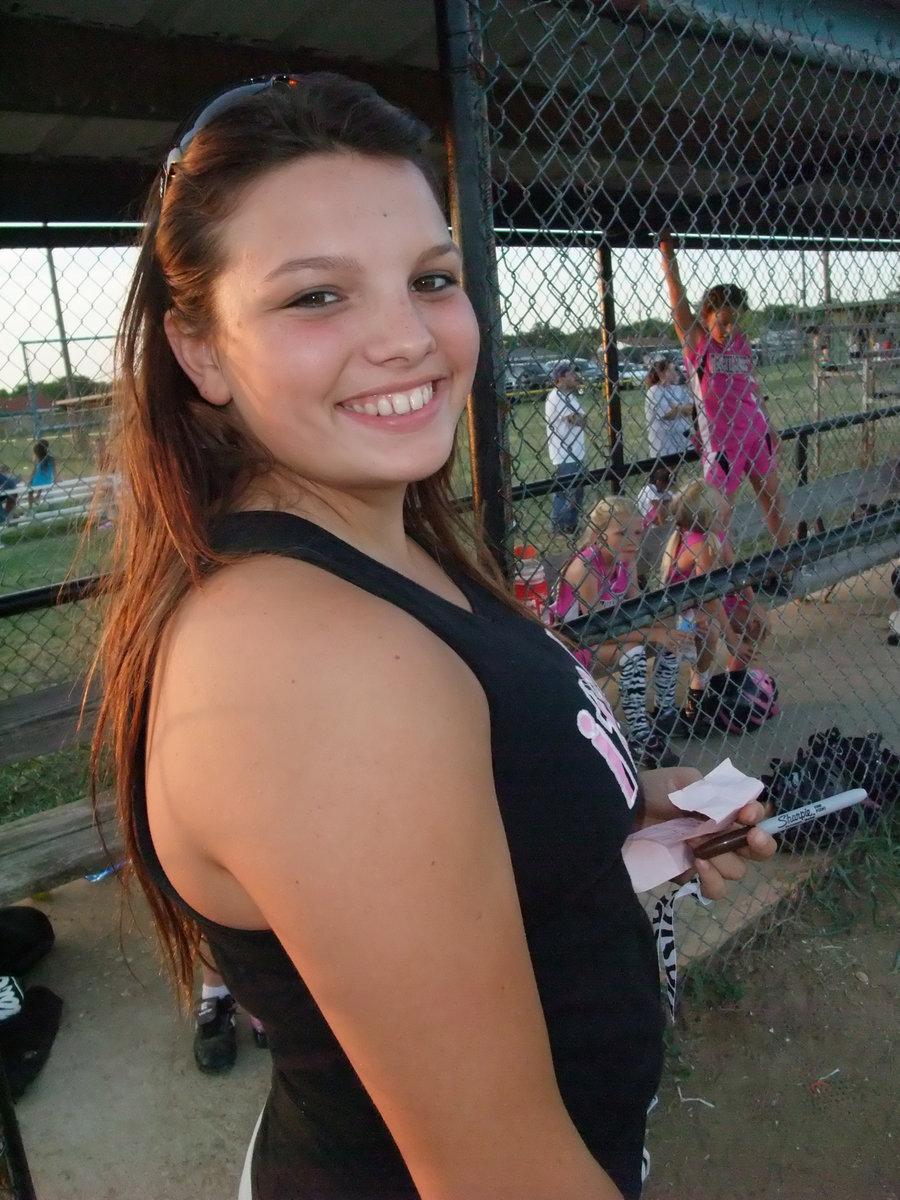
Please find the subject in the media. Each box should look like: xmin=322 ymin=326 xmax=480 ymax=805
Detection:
xmin=20 ymin=344 xmax=40 ymax=441
xmin=597 ymin=242 xmax=625 ymax=493
xmin=435 ymin=0 xmax=512 ymax=574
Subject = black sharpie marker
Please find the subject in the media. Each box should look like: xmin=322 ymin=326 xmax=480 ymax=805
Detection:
xmin=692 ymin=789 xmax=868 ymax=860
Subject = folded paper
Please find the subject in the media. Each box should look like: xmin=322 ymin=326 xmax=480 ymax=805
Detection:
xmin=624 ymin=758 xmax=764 ymax=892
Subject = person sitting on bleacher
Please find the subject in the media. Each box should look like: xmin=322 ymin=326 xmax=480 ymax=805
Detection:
xmin=549 ymin=494 xmax=689 ymax=767
xmin=27 ymin=439 xmax=55 ymax=509
xmin=655 ymin=481 xmax=769 ymax=738
xmin=0 ymin=467 xmax=21 ymax=529
xmin=636 ymin=463 xmax=676 ymax=528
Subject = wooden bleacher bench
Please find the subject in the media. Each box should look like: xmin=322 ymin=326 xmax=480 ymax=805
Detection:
xmin=730 ymin=460 xmax=900 ymax=597
xmin=0 ymin=677 xmax=121 ymax=905
xmin=729 ymin=460 xmax=900 ymax=546
xmin=0 ymin=679 xmax=99 ymax=768
xmin=633 ymin=461 xmax=900 ymax=588
xmin=0 ymin=791 xmax=122 ymax=907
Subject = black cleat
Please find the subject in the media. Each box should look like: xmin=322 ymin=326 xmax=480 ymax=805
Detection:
xmin=193 ymin=994 xmax=237 ymax=1074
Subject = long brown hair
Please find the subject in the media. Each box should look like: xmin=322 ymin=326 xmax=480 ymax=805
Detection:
xmin=91 ymin=72 xmax=511 ymax=1000
xmin=644 ymin=357 xmax=671 ymax=389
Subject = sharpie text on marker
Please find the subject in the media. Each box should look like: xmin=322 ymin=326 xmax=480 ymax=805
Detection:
xmin=692 ymin=789 xmax=868 ymax=860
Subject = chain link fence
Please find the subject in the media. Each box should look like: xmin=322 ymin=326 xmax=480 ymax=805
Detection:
xmin=1 ymin=1 xmax=898 ymax=984
xmin=445 ymin=0 xmax=900 ymax=978
xmin=0 ymin=244 xmax=132 ymax=698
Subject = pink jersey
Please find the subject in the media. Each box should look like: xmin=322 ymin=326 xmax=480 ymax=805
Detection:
xmin=683 ymin=329 xmax=761 ymax=451
xmin=550 ymin=547 xmax=631 ymax=623
xmin=684 ymin=330 xmax=775 ymax=493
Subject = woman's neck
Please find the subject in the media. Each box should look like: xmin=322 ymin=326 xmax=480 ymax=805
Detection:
xmin=237 ymin=472 xmax=417 ymax=573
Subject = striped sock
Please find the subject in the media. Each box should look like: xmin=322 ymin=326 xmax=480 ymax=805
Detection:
xmin=618 ymin=645 xmax=651 ymax=742
xmin=653 ymin=650 xmax=681 ymax=716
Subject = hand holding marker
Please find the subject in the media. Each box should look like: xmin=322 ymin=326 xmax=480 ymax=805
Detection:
xmin=692 ymin=789 xmax=868 ymax=860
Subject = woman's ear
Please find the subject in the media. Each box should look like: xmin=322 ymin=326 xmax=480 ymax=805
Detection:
xmin=164 ymin=311 xmax=232 ymax=406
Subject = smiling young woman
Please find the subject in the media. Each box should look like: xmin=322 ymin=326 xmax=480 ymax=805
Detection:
xmin=92 ymin=73 xmax=775 ymax=1200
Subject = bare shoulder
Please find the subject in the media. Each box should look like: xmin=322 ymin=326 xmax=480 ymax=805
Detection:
xmin=149 ymin=552 xmax=491 ymax=882
xmin=166 ymin=551 xmax=471 ymax=686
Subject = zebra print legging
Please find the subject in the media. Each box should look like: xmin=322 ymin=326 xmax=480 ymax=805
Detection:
xmin=617 ymin=645 xmax=681 ymax=744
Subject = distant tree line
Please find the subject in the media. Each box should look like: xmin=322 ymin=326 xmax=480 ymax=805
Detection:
xmin=504 ymin=305 xmax=818 ymax=363
xmin=0 ymin=375 xmax=111 ymax=401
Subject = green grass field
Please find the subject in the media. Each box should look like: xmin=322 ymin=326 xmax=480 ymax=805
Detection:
xmin=0 ymin=742 xmax=97 ymax=825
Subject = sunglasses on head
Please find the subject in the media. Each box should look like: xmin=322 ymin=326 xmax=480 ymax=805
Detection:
xmin=159 ymin=73 xmax=301 ymax=199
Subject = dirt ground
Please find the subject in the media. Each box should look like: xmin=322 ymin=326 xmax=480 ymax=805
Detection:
xmin=642 ymin=892 xmax=900 ymax=1200
xmin=9 ymin=875 xmax=900 ymax=1199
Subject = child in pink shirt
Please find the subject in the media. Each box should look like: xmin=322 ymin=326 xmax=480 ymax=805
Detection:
xmin=660 ymin=235 xmax=793 ymax=597
xmin=657 ymin=481 xmax=769 ymax=735
xmin=549 ymin=495 xmax=687 ymax=765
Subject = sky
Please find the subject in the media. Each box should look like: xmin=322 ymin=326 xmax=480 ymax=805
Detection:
xmin=1 ymin=237 xmax=898 ymax=393
xmin=0 ymin=243 xmax=138 ymax=394
xmin=496 ymin=245 xmax=900 ymax=343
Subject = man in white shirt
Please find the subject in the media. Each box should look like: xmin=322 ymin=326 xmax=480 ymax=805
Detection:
xmin=544 ymin=361 xmax=587 ymax=533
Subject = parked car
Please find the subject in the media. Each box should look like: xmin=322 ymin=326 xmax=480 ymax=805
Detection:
xmin=506 ymin=355 xmax=603 ymax=395
xmin=571 ymin=358 xmax=604 ymax=385
xmin=617 ymin=360 xmax=647 ymax=389
xmin=511 ymin=359 xmax=554 ymax=391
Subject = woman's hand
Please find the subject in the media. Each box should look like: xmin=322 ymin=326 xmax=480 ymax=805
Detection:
xmin=687 ymin=799 xmax=777 ymax=900
xmin=725 ymin=637 xmax=759 ymax=670
xmin=741 ymin=603 xmax=768 ymax=642
xmin=638 ymin=771 xmax=778 ymax=900
xmin=637 ymin=765 xmax=703 ymax=826
xmin=726 ymin=600 xmax=769 ymax=665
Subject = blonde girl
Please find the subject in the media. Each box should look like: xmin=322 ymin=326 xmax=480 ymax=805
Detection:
xmin=657 ymin=481 xmax=768 ymax=735
xmin=550 ymin=495 xmax=686 ymax=766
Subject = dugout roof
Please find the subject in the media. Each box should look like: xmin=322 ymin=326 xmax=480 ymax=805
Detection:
xmin=1 ymin=0 xmax=899 ymax=247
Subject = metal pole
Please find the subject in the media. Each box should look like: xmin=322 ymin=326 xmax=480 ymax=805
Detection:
xmin=45 ymin=244 xmax=75 ymax=399
xmin=435 ymin=0 xmax=511 ymax=575
xmin=800 ymin=251 xmax=807 ymax=307
xmin=822 ymin=247 xmax=832 ymax=306
xmin=861 ymin=351 xmax=874 ymax=467
xmin=597 ymin=243 xmax=625 ymax=491
xmin=812 ymin=328 xmax=822 ymax=476
xmin=20 ymin=343 xmax=42 ymax=441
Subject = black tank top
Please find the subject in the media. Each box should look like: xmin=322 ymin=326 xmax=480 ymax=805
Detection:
xmin=134 ymin=511 xmax=663 ymax=1200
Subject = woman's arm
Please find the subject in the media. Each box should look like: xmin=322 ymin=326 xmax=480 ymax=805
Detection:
xmin=655 ymin=385 xmax=693 ymax=422
xmin=660 ymin=235 xmax=703 ymax=352
xmin=148 ymin=557 xmax=623 ymax=1200
xmin=662 ymin=402 xmax=693 ymax=421
xmin=668 ymin=385 xmax=695 ymax=420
